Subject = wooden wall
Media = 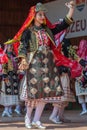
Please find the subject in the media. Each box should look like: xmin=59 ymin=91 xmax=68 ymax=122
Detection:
xmin=70 ymin=36 xmax=87 ymax=45
xmin=0 ymin=0 xmax=87 ymax=45
xmin=0 ymin=0 xmax=55 ymax=43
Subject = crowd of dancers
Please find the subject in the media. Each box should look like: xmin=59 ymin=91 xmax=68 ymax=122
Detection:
xmin=0 ymin=1 xmax=87 ymax=129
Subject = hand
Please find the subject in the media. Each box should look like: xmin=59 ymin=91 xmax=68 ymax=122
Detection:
xmin=18 ymin=58 xmax=29 ymax=71
xmin=65 ymin=1 xmax=75 ymax=9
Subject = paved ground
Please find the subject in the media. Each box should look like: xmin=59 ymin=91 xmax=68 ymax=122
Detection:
xmin=0 ymin=110 xmax=87 ymax=130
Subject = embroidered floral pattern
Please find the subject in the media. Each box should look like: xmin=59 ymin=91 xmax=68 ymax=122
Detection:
xmin=31 ymin=59 xmax=37 ymax=64
xmin=30 ymin=88 xmax=38 ymax=95
xmin=55 ymin=76 xmax=59 ymax=81
xmin=54 ymin=67 xmax=57 ymax=73
xmin=30 ymin=68 xmax=37 ymax=74
xmin=43 ymin=77 xmax=49 ymax=83
xmin=44 ymin=86 xmax=51 ymax=94
xmin=37 ymin=30 xmax=50 ymax=46
xmin=41 ymin=68 xmax=49 ymax=73
xmin=20 ymin=32 xmax=63 ymax=99
xmin=42 ymin=58 xmax=48 ymax=64
xmin=30 ymin=78 xmax=37 ymax=84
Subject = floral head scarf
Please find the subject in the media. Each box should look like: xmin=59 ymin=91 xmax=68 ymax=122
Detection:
xmin=4 ymin=3 xmax=54 ymax=55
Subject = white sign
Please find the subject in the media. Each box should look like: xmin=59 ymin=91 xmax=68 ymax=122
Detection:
xmin=45 ymin=0 xmax=87 ymax=38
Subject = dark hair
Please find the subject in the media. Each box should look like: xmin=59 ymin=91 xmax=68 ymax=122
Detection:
xmin=62 ymin=38 xmax=71 ymax=57
xmin=58 ymin=65 xmax=71 ymax=76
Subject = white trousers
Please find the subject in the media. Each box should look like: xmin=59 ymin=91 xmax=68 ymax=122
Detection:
xmin=78 ymin=95 xmax=87 ymax=104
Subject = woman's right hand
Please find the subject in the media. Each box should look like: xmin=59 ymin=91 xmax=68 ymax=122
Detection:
xmin=18 ymin=58 xmax=29 ymax=71
xmin=65 ymin=1 xmax=75 ymax=9
xmin=65 ymin=1 xmax=75 ymax=19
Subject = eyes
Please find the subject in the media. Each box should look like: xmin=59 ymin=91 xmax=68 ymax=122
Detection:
xmin=36 ymin=12 xmax=45 ymax=18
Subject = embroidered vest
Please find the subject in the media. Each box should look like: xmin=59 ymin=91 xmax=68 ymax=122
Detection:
xmin=28 ymin=26 xmax=55 ymax=52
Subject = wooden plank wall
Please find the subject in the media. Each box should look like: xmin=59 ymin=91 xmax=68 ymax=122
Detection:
xmin=70 ymin=36 xmax=87 ymax=46
xmin=0 ymin=0 xmax=55 ymax=43
xmin=0 ymin=0 xmax=30 ymax=43
xmin=0 ymin=0 xmax=87 ymax=45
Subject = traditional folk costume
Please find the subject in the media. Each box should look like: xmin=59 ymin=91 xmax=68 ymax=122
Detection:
xmin=49 ymin=66 xmax=76 ymax=123
xmin=18 ymin=5 xmax=74 ymax=103
xmin=4 ymin=2 xmax=77 ymax=128
xmin=49 ymin=39 xmax=76 ymax=124
xmin=0 ymin=45 xmax=8 ymax=94
xmin=51 ymin=39 xmax=87 ymax=121
xmin=75 ymin=40 xmax=87 ymax=116
xmin=0 ymin=45 xmax=19 ymax=117
xmin=17 ymin=3 xmax=75 ymax=127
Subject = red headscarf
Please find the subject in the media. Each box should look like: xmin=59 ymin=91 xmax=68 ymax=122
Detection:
xmin=4 ymin=4 xmax=57 ymax=56
xmin=0 ymin=46 xmax=8 ymax=64
xmin=13 ymin=6 xmax=35 ymax=56
xmin=4 ymin=3 xmax=83 ymax=78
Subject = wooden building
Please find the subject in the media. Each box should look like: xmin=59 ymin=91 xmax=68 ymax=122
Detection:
xmin=0 ymin=0 xmax=55 ymax=43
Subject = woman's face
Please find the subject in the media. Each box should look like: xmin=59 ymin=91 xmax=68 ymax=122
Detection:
xmin=34 ymin=11 xmax=45 ymax=26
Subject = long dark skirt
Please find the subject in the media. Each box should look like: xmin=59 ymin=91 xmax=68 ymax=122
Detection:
xmin=20 ymin=46 xmax=63 ymax=104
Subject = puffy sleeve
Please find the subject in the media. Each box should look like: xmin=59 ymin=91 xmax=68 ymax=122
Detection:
xmin=51 ymin=16 xmax=74 ymax=35
xmin=18 ymin=29 xmax=31 ymax=58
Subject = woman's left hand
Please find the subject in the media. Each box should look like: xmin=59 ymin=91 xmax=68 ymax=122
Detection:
xmin=18 ymin=58 xmax=29 ymax=70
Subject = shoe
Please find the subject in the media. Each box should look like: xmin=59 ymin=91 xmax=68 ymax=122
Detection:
xmin=2 ymin=111 xmax=12 ymax=117
xmin=25 ymin=123 xmax=32 ymax=129
xmin=8 ymin=107 xmax=13 ymax=115
xmin=9 ymin=111 xmax=12 ymax=115
xmin=59 ymin=115 xmax=71 ymax=123
xmin=60 ymin=117 xmax=71 ymax=123
xmin=14 ymin=109 xmax=21 ymax=115
xmin=80 ymin=110 xmax=87 ymax=116
xmin=9 ymin=109 xmax=13 ymax=115
xmin=56 ymin=116 xmax=63 ymax=124
xmin=49 ymin=117 xmax=63 ymax=124
xmin=32 ymin=121 xmax=46 ymax=129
